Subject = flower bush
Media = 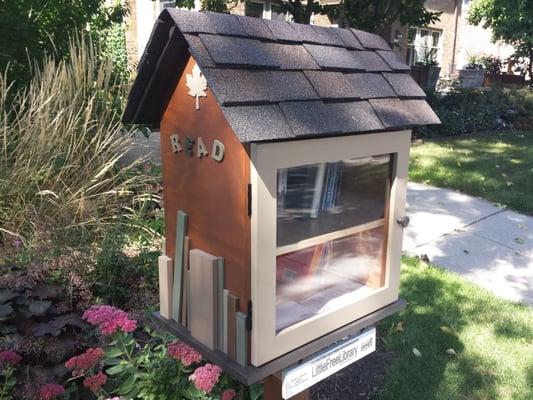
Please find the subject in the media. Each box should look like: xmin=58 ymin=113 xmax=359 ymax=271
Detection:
xmin=168 ymin=341 xmax=202 ymax=366
xmin=189 ymin=364 xmax=223 ymax=393
xmin=83 ymin=305 xmax=137 ymax=335
xmin=38 ymin=384 xmax=65 ymax=400
xmin=61 ymin=305 xmax=249 ymax=399
xmin=0 ymin=350 xmax=21 ymax=400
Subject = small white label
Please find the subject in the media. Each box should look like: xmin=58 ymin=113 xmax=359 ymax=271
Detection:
xmin=282 ymin=327 xmax=376 ymax=399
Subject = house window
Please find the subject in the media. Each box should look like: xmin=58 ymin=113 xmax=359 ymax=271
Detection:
xmin=406 ymin=27 xmax=442 ymax=66
xmin=245 ymin=0 xmax=289 ymax=21
xmin=158 ymin=0 xmax=176 ymax=12
xmin=245 ymin=1 xmax=264 ymax=18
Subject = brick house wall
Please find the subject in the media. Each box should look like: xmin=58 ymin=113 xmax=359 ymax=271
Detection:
xmin=389 ymin=0 xmax=461 ymax=76
xmin=124 ymin=0 xmax=516 ymax=78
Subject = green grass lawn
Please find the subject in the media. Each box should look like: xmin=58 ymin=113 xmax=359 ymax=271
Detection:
xmin=378 ymin=257 xmax=533 ymax=400
xmin=409 ymin=130 xmax=533 ymax=215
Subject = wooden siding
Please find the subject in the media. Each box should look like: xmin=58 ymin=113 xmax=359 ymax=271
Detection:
xmin=160 ymin=55 xmax=251 ymax=314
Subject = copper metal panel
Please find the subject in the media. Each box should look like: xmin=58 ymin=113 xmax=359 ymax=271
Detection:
xmin=160 ymin=56 xmax=251 ymax=315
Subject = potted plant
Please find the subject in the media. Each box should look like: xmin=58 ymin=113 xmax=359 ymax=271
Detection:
xmin=480 ymin=55 xmax=503 ymax=86
xmin=410 ymin=48 xmax=441 ymax=90
xmin=458 ymin=54 xmax=486 ymax=88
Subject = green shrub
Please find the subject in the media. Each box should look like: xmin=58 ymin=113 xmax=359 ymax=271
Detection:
xmin=0 ymin=37 xmax=154 ymax=246
xmin=91 ymin=223 xmax=160 ymax=309
xmin=416 ymin=86 xmax=533 ymax=137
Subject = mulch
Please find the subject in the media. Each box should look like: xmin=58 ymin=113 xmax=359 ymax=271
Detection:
xmin=311 ymin=342 xmax=394 ymax=400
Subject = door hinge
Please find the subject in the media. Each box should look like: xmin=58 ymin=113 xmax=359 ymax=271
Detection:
xmin=246 ymin=300 xmax=252 ymax=331
xmin=247 ymin=184 xmax=252 ymax=217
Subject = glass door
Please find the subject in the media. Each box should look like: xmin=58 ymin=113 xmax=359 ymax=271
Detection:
xmin=275 ymin=156 xmax=392 ymax=332
xmin=250 ymin=131 xmax=411 ymax=366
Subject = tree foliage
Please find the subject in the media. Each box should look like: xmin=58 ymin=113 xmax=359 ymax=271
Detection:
xmin=467 ymin=0 xmax=533 ymax=80
xmin=0 ymin=0 xmax=127 ymax=85
xmin=341 ymin=0 xmax=441 ymax=32
xmin=175 ymin=0 xmax=440 ymax=29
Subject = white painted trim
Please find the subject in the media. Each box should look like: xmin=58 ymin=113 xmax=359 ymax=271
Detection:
xmin=250 ymin=131 xmax=411 ymax=366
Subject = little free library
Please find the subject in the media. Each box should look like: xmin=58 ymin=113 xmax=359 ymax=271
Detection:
xmin=123 ymin=9 xmax=439 ymax=399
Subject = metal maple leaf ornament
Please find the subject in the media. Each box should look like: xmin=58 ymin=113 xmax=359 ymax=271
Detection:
xmin=186 ymin=64 xmax=208 ymax=110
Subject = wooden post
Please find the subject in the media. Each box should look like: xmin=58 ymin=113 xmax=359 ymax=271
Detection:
xmin=263 ymin=374 xmax=310 ymax=400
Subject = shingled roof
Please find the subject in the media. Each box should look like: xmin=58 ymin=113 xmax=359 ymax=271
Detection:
xmin=123 ymin=9 xmax=440 ymax=142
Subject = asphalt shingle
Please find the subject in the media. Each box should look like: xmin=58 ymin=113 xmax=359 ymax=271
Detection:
xmin=290 ymin=23 xmax=322 ymax=44
xmin=344 ymin=73 xmax=396 ymax=99
xmin=237 ymin=15 xmax=275 ymax=40
xmin=204 ymin=11 xmax=246 ymax=36
xmin=184 ymin=34 xmax=215 ymax=67
xmin=202 ymin=69 xmax=319 ymax=105
xmin=350 ymin=29 xmax=391 ymax=50
xmin=383 ymin=73 xmax=426 ymax=97
xmin=280 ymin=101 xmax=383 ymax=136
xmin=304 ymin=71 xmax=357 ymax=99
xmin=263 ymin=42 xmax=320 ymax=70
xmin=280 ymin=101 xmax=341 ymax=136
xmin=263 ymin=19 xmax=302 ymax=42
xmin=369 ymin=98 xmax=414 ymax=128
xmin=311 ymin=25 xmax=346 ymax=46
xmin=401 ymin=99 xmax=441 ymax=125
xmin=377 ymin=50 xmax=411 ymax=71
xmin=354 ymin=51 xmax=392 ymax=72
xmin=304 ymin=44 xmax=364 ymax=70
xmin=168 ymin=9 xmax=215 ymax=33
xmin=199 ymin=34 xmax=279 ymax=67
xmin=327 ymin=101 xmax=384 ymax=133
xmin=221 ymin=104 xmax=294 ymax=141
xmin=334 ymin=28 xmax=364 ymax=50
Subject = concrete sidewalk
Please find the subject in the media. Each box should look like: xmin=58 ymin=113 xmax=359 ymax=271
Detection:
xmin=403 ymin=182 xmax=533 ymax=305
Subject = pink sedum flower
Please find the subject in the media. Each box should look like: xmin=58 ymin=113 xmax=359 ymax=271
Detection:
xmin=0 ymin=350 xmax=22 ymax=366
xmin=221 ymin=389 xmax=236 ymax=400
xmin=39 ymin=383 xmax=65 ymax=400
xmin=65 ymin=348 xmax=104 ymax=374
xmin=83 ymin=305 xmax=136 ymax=335
xmin=189 ymin=363 xmax=222 ymax=393
xmin=167 ymin=341 xmax=202 ymax=366
xmin=83 ymin=371 xmax=107 ymax=392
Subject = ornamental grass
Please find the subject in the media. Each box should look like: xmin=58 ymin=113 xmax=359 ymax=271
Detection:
xmin=0 ymin=37 xmax=154 ymax=246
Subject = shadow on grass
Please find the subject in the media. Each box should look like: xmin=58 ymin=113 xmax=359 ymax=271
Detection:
xmin=409 ymin=131 xmax=533 ymax=215
xmin=377 ymin=257 xmax=533 ymax=400
xmin=493 ymin=316 xmax=533 ymax=341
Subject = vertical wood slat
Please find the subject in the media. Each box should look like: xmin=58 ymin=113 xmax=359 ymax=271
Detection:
xmin=236 ymin=311 xmax=248 ymax=366
xmin=186 ymin=268 xmax=191 ymax=330
xmin=172 ymin=211 xmax=188 ymax=322
xmin=227 ymin=293 xmax=239 ymax=360
xmin=158 ymin=255 xmax=173 ymax=319
xmin=222 ymin=289 xmax=229 ymax=353
xmin=180 ymin=237 xmax=191 ymax=326
xmin=189 ymin=249 xmax=218 ymax=350
xmin=216 ymin=258 xmax=225 ymax=350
